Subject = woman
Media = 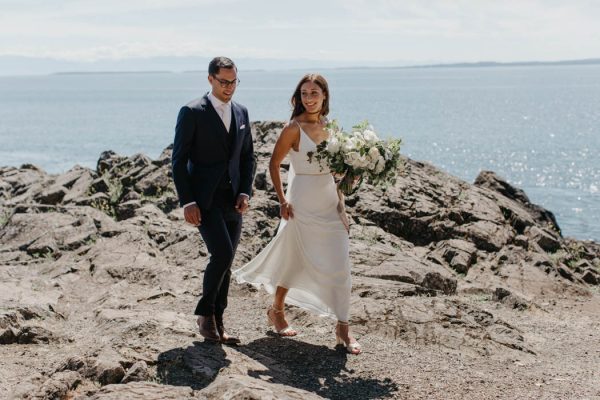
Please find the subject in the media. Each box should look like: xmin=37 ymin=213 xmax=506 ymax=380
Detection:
xmin=233 ymin=74 xmax=360 ymax=354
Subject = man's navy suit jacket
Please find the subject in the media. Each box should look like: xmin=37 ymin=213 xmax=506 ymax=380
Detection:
xmin=172 ymin=94 xmax=255 ymax=210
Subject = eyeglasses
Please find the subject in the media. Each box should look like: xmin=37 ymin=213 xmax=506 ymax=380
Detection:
xmin=212 ymin=75 xmax=240 ymax=88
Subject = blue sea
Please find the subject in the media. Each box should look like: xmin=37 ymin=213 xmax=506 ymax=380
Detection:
xmin=0 ymin=66 xmax=599 ymax=241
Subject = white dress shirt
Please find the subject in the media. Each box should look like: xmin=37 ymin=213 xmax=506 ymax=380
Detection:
xmin=208 ymin=92 xmax=231 ymax=131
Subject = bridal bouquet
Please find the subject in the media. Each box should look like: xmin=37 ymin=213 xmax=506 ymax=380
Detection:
xmin=308 ymin=120 xmax=402 ymax=195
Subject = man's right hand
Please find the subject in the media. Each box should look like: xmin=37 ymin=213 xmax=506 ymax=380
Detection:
xmin=184 ymin=203 xmax=201 ymax=226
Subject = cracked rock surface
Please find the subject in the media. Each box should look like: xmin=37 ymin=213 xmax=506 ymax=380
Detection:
xmin=1 ymin=121 xmax=599 ymax=399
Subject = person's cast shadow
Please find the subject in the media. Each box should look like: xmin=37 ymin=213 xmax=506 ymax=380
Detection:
xmin=157 ymin=333 xmax=397 ymax=399
xmin=157 ymin=340 xmax=229 ymax=390
xmin=237 ymin=333 xmax=397 ymax=399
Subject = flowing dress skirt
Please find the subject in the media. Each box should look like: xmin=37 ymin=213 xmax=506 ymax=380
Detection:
xmin=234 ymin=172 xmax=351 ymax=321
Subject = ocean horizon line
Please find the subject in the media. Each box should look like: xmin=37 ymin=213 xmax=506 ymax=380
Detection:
xmin=1 ymin=57 xmax=600 ymax=78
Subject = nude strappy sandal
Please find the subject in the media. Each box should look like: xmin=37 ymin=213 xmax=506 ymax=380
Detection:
xmin=267 ymin=306 xmax=298 ymax=337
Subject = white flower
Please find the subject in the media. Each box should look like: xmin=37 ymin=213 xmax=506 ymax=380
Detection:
xmin=344 ymin=151 xmax=369 ymax=169
xmin=367 ymin=146 xmax=381 ymax=161
xmin=326 ymin=137 xmax=341 ymax=153
xmin=342 ymin=138 xmax=357 ymax=152
xmin=362 ymin=129 xmax=379 ymax=143
xmin=344 ymin=151 xmax=360 ymax=165
xmin=352 ymin=135 xmax=366 ymax=148
xmin=384 ymin=148 xmax=392 ymax=161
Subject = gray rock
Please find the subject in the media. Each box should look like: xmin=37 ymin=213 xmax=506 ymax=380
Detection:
xmin=80 ymin=382 xmax=198 ymax=400
xmin=116 ymin=200 xmax=142 ymax=221
xmin=91 ymin=176 xmax=111 ymax=193
xmin=96 ymin=150 xmax=126 ymax=175
xmin=25 ymin=235 xmax=59 ymax=257
xmin=513 ymin=234 xmax=529 ymax=248
xmin=121 ymin=190 xmax=141 ymax=202
xmin=581 ymin=269 xmax=598 ymax=285
xmin=438 ymin=239 xmax=478 ymax=274
xmin=0 ymin=327 xmax=18 ymax=344
xmin=35 ymin=186 xmax=67 ymax=205
xmin=557 ymin=265 xmax=575 ymax=282
xmin=201 ymin=374 xmax=326 ymax=399
xmin=92 ymin=359 xmax=126 ymax=386
xmin=75 ymin=192 xmax=111 ymax=209
xmin=474 ymin=170 xmax=561 ymax=232
xmin=492 ymin=287 xmax=529 ymax=310
xmin=35 ymin=371 xmax=82 ymax=400
xmin=121 ymin=361 xmax=150 ymax=383
xmin=419 ymin=272 xmax=457 ymax=295
xmin=59 ymin=166 xmax=96 ymax=203
xmin=485 ymin=323 xmax=532 ymax=354
xmin=253 ymin=170 xmax=270 ymax=190
xmin=492 ymin=287 xmax=512 ymax=301
xmin=527 ymin=226 xmax=561 ymax=252
xmin=56 ymin=356 xmax=88 ymax=372
xmin=134 ymin=167 xmax=171 ymax=196
xmin=17 ymin=325 xmax=56 ymax=344
xmin=474 ymin=170 xmax=530 ymax=204
xmin=455 ymin=220 xmax=514 ymax=251
xmin=155 ymin=144 xmax=173 ymax=166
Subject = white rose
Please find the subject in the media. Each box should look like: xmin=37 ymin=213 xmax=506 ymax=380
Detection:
xmin=352 ymin=136 xmax=366 ymax=148
xmin=346 ymin=152 xmax=368 ymax=169
xmin=367 ymin=146 xmax=381 ymax=161
xmin=362 ymin=129 xmax=379 ymax=143
xmin=357 ymin=154 xmax=370 ymax=169
xmin=344 ymin=151 xmax=360 ymax=166
xmin=327 ymin=137 xmax=341 ymax=153
xmin=342 ymin=139 xmax=356 ymax=153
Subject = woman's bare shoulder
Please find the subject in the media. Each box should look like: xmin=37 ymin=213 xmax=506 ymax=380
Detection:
xmin=279 ymin=120 xmax=301 ymax=139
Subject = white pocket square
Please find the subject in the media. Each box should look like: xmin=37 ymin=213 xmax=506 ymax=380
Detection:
xmin=240 ymin=124 xmax=246 ymax=129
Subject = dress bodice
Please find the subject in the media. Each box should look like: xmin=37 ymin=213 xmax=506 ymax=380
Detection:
xmin=288 ymin=125 xmax=329 ymax=175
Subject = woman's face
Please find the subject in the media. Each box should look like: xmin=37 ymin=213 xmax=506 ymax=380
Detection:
xmin=300 ymin=81 xmax=325 ymax=114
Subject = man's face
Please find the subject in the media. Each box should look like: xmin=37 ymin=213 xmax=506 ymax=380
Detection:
xmin=208 ymin=67 xmax=238 ymax=102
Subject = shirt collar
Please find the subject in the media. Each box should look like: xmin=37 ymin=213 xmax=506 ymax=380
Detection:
xmin=208 ymin=92 xmax=231 ymax=109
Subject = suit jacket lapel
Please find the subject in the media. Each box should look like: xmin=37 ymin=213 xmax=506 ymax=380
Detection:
xmin=229 ymin=103 xmax=241 ymax=147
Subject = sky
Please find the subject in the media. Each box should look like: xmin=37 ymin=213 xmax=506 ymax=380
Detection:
xmin=1 ymin=0 xmax=600 ymax=72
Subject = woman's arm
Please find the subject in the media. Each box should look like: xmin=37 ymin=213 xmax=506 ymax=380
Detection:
xmin=269 ymin=123 xmax=299 ymax=219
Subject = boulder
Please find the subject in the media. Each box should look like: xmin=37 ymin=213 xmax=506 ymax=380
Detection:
xmin=121 ymin=361 xmax=150 ymax=383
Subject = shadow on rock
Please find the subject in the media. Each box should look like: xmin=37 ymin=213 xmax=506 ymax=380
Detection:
xmin=156 ymin=341 xmax=229 ymax=390
xmin=236 ymin=334 xmax=398 ymax=400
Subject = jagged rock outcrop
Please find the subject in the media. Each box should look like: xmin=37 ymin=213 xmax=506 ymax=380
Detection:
xmin=1 ymin=121 xmax=599 ymax=399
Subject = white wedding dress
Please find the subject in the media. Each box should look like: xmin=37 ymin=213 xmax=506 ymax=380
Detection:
xmin=233 ymin=123 xmax=351 ymax=321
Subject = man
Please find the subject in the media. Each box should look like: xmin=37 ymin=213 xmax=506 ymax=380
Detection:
xmin=172 ymin=56 xmax=255 ymax=344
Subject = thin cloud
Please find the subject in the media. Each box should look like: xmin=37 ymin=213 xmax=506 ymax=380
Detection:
xmin=0 ymin=0 xmax=599 ymax=64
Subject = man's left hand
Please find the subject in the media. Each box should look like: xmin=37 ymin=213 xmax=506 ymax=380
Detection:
xmin=235 ymin=195 xmax=250 ymax=214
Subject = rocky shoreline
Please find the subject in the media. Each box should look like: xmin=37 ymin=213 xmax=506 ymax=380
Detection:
xmin=1 ymin=121 xmax=599 ymax=399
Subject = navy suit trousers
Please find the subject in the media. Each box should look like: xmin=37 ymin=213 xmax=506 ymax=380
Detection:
xmin=194 ymin=188 xmax=242 ymax=317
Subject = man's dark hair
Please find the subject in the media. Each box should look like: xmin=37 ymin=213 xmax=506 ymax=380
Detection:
xmin=208 ymin=56 xmax=236 ymax=75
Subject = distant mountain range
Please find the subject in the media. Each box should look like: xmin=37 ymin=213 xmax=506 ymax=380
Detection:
xmin=0 ymin=55 xmax=416 ymax=76
xmin=0 ymin=55 xmax=599 ymax=76
xmin=403 ymin=58 xmax=600 ymax=69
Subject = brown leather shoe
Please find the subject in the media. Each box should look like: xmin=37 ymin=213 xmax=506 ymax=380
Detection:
xmin=196 ymin=315 xmax=220 ymax=342
xmin=215 ymin=315 xmax=241 ymax=345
